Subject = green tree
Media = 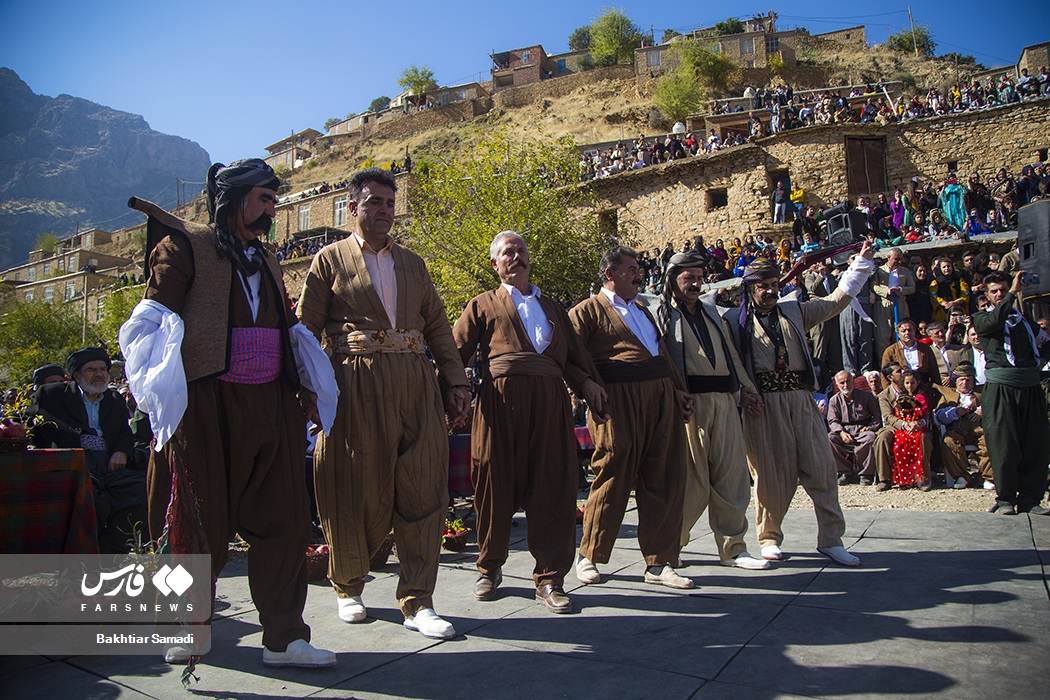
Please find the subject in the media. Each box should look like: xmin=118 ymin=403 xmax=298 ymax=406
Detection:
xmin=590 ymin=8 xmax=644 ymax=65
xmin=402 ymin=130 xmax=621 ymax=320
xmin=397 ymin=64 xmax=437 ymax=104
xmin=767 ymin=52 xmax=786 ymax=76
xmin=940 ymin=52 xmax=982 ymax=68
xmin=0 ymin=300 xmax=85 ymax=384
xmin=324 ymin=117 xmax=340 ymax=131
xmin=91 ymin=285 xmax=142 ymax=355
xmin=568 ymin=25 xmax=591 ymax=51
xmin=652 ymin=67 xmax=705 ymax=122
xmin=885 ymin=26 xmax=936 ymax=59
xmin=662 ymin=28 xmax=681 ymax=43
xmin=35 ymin=233 xmax=61 ymax=253
xmin=368 ymin=95 xmax=392 ymax=112
xmin=714 ymin=17 xmax=744 ymax=36
xmin=675 ymin=40 xmax=736 ymax=93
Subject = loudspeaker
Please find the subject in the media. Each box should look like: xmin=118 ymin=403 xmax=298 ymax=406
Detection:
xmin=1018 ymin=199 xmax=1050 ymax=297
xmin=823 ymin=200 xmax=868 ymax=266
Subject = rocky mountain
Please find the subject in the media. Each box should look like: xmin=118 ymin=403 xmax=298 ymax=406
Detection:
xmin=0 ymin=68 xmax=211 ymax=268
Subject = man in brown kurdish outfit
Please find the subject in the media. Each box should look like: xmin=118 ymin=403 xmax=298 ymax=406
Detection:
xmin=452 ymin=231 xmax=609 ymax=613
xmin=827 ymin=370 xmax=882 ymax=484
xmin=297 ymin=168 xmax=471 ymax=639
xmin=119 ymin=158 xmax=336 ymax=668
xmin=569 ymin=246 xmax=696 ymax=590
xmin=934 ymin=362 xmax=991 ymax=488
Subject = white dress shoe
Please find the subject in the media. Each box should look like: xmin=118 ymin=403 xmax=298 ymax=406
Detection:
xmin=403 ymin=608 xmax=456 ymax=639
xmin=761 ymin=545 xmax=784 ymax=561
xmin=643 ymin=565 xmax=696 ymax=589
xmin=722 ymin=552 xmax=772 ymax=570
xmin=575 ymin=555 xmax=601 ymax=585
xmin=337 ymin=596 xmax=366 ymax=623
xmin=262 ymin=639 xmax=337 ymax=668
xmin=818 ymin=545 xmax=861 ymax=567
xmin=164 ymin=644 xmax=191 ymax=664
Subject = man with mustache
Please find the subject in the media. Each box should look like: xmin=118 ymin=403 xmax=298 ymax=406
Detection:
xmin=32 ymin=347 xmax=145 ymax=554
xmin=452 ymin=231 xmax=609 ymax=612
xmin=731 ymin=243 xmax=876 ymax=566
xmin=655 ymin=250 xmax=769 ymax=570
xmin=119 ymin=158 xmax=338 ymax=667
xmin=297 ymin=168 xmax=471 ymax=638
xmin=569 ymin=246 xmax=695 ymax=589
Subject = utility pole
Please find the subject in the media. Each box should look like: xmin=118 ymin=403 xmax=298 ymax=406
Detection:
xmin=176 ymin=177 xmax=181 ymax=208
xmin=908 ymin=6 xmax=919 ymax=58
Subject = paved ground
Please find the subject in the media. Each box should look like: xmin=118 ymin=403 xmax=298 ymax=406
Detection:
xmin=3 ymin=505 xmax=1049 ymax=699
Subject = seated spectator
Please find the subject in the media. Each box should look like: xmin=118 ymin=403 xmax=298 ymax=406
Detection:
xmin=32 ymin=364 xmax=66 ymax=390
xmin=926 ymin=321 xmax=961 ymax=384
xmin=934 ymin=362 xmax=991 ymax=489
xmin=874 ymin=362 xmax=933 ymax=492
xmin=949 ymin=325 xmax=987 ymax=386
xmin=828 ymin=370 xmax=882 ymax=485
xmin=31 ymin=348 xmax=147 ymax=553
xmin=889 ymin=370 xmax=931 ymax=489
xmin=799 ymin=231 xmax=820 ymax=255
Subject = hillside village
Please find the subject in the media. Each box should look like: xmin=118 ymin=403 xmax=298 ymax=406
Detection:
xmin=1 ymin=10 xmax=1048 ymax=348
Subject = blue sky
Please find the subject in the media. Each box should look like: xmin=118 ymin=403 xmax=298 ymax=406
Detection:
xmin=0 ymin=1 xmax=1044 ymax=167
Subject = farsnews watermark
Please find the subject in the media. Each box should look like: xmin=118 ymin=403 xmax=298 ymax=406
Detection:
xmin=0 ymin=554 xmax=211 ymax=655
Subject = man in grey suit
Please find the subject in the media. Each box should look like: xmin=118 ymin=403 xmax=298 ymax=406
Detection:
xmin=827 ymin=370 xmax=882 ymax=485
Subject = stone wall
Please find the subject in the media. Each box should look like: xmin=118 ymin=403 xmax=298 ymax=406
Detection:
xmin=810 ymin=26 xmax=866 ymax=47
xmin=583 ymin=98 xmax=1050 ymax=251
xmin=280 ymin=258 xmax=313 ymax=300
xmin=366 ymin=101 xmax=484 ymax=141
xmin=492 ymin=65 xmax=635 ymax=110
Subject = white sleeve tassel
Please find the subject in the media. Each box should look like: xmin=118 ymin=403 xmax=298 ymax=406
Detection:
xmin=118 ymin=299 xmax=187 ymax=451
xmin=288 ymin=323 xmax=339 ymax=436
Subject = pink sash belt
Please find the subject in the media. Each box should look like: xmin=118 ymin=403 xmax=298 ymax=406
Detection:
xmin=217 ymin=327 xmax=282 ymax=384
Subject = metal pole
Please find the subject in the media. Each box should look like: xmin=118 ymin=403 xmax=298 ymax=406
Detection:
xmin=908 ymin=7 xmax=919 ymax=58
xmin=82 ymin=274 xmax=88 ymax=343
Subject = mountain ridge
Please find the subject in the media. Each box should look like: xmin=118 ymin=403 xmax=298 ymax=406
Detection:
xmin=0 ymin=68 xmax=211 ymax=268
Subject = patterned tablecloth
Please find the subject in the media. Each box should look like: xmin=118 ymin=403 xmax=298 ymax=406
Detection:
xmin=574 ymin=426 xmax=594 ymax=451
xmin=0 ymin=448 xmax=99 ymax=554
xmin=448 ymin=434 xmax=473 ymax=498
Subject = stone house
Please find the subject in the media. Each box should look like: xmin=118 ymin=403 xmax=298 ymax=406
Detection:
xmin=635 ymin=23 xmax=866 ymax=87
xmin=581 ymin=98 xmax=1049 ymax=251
xmin=0 ymin=228 xmax=136 ymax=316
xmin=490 ymin=45 xmax=583 ymax=91
xmin=1019 ymin=42 xmax=1050 ymax=75
xmin=263 ymin=128 xmax=322 ymax=170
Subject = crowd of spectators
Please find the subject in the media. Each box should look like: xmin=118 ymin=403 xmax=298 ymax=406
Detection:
xmin=271 ymin=231 xmax=350 ymax=261
xmin=579 ymin=71 xmax=1048 ymax=182
xmin=277 ymin=179 xmax=350 ymax=205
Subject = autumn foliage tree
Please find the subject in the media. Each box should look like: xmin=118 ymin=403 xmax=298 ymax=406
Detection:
xmin=401 ymin=131 xmax=622 ymax=318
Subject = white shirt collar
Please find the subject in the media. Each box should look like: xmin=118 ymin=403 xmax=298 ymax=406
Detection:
xmin=501 ymin=282 xmax=541 ymax=300
xmin=600 ymin=287 xmax=635 ymax=307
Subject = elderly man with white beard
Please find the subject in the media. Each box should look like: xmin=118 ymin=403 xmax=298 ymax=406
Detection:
xmin=31 ymin=347 xmax=145 ymax=554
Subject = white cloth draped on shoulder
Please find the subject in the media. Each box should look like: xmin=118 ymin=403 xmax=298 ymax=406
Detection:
xmin=118 ymin=299 xmax=187 ymax=451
